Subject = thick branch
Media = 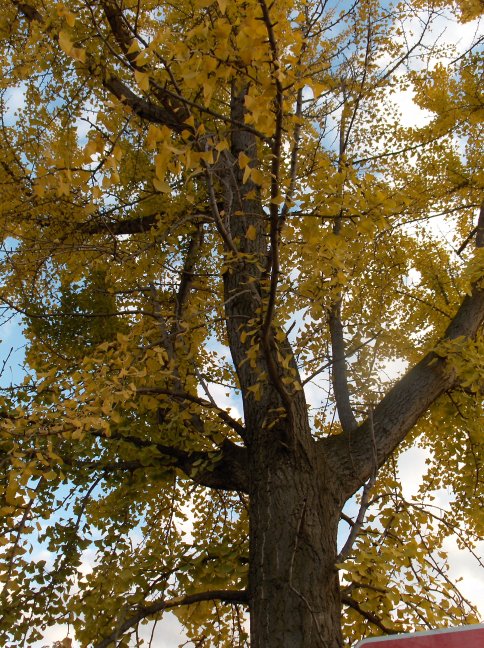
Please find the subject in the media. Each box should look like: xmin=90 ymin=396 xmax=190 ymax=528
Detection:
xmin=476 ymin=199 xmax=484 ymax=248
xmin=325 ymin=283 xmax=484 ymax=496
xmin=95 ymin=589 xmax=248 ymax=648
xmin=12 ymin=0 xmax=43 ymax=22
xmin=101 ymin=0 xmax=138 ymax=62
xmin=13 ymin=1 xmax=188 ymax=132
xmin=323 ymin=207 xmax=484 ymax=496
xmin=101 ymin=0 xmax=191 ymax=123
xmin=81 ymin=209 xmax=213 ymax=237
xmin=97 ymin=433 xmax=248 ymax=493
xmin=175 ymin=225 xmax=203 ymax=324
xmin=329 ymin=303 xmax=358 ymax=433
xmin=102 ymin=75 xmax=186 ymax=130
xmin=177 ymin=439 xmax=249 ymax=493
xmin=329 ymin=102 xmax=358 ymax=434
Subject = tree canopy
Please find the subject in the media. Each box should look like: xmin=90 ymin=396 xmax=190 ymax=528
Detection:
xmin=0 ymin=0 xmax=482 ymax=646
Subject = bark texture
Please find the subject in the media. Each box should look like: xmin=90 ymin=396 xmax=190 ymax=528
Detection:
xmin=223 ymin=86 xmax=346 ymax=647
xmin=248 ymin=422 xmax=344 ymax=648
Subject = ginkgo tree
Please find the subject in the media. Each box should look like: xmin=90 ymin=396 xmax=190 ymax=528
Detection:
xmin=0 ymin=0 xmax=482 ymax=646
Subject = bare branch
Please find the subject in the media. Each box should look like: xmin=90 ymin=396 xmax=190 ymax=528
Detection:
xmin=337 ymin=474 xmax=376 ymax=562
xmin=329 ymin=303 xmax=358 ymax=433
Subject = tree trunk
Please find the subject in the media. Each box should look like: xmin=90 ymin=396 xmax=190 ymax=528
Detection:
xmin=225 ymin=82 xmax=345 ymax=648
xmin=248 ymin=418 xmax=343 ymax=648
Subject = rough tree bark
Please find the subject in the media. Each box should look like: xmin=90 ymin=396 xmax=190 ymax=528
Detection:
xmin=223 ymin=87 xmax=346 ymax=647
xmin=248 ymin=421 xmax=344 ymax=647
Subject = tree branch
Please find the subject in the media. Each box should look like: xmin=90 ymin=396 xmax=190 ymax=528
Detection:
xmin=82 ymin=212 xmax=209 ymax=236
xmin=136 ymin=387 xmax=245 ymax=438
xmin=174 ymin=438 xmax=249 ymax=493
xmin=101 ymin=0 xmax=140 ymax=64
xmin=99 ymin=0 xmax=269 ymax=141
xmin=101 ymin=75 xmax=187 ymax=131
xmin=323 ymin=203 xmax=484 ymax=496
xmin=174 ymin=225 xmax=204 ymax=325
xmin=328 ymin=102 xmax=358 ymax=434
xmin=94 ymin=433 xmax=248 ymax=493
xmin=329 ymin=302 xmax=358 ymax=433
xmin=94 ymin=589 xmax=249 ymax=648
xmin=12 ymin=0 xmax=190 ymax=132
xmin=341 ymin=594 xmax=397 ymax=634
xmin=337 ymin=474 xmax=376 ymax=562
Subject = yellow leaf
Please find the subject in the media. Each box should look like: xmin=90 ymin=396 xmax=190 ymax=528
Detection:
xmin=84 ymin=139 xmax=99 ymax=159
xmin=134 ymin=70 xmax=150 ymax=92
xmin=146 ymin=124 xmax=163 ymax=149
xmin=33 ymin=183 xmax=45 ymax=198
xmin=65 ymin=12 xmax=76 ymax=27
xmin=308 ymin=80 xmax=327 ymax=97
xmin=135 ymin=49 xmax=151 ymax=66
xmin=238 ymin=152 xmax=250 ymax=169
xmin=71 ymin=47 xmax=86 ymax=63
xmin=5 ymin=478 xmax=18 ymax=505
xmin=216 ymin=139 xmax=229 ymax=152
xmin=153 ymin=177 xmax=171 ymax=193
xmin=246 ymin=225 xmax=257 ymax=240
xmin=217 ymin=0 xmax=227 ymax=13
xmin=184 ymin=115 xmax=195 ymax=128
xmin=214 ymin=17 xmax=231 ymax=39
xmin=250 ymin=168 xmax=265 ymax=186
xmin=271 ymin=194 xmax=285 ymax=205
xmin=57 ymin=181 xmax=70 ymax=196
xmin=127 ymin=40 xmax=140 ymax=55
xmin=58 ymin=31 xmax=74 ymax=56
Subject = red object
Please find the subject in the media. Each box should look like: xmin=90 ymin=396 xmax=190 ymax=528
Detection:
xmin=356 ymin=624 xmax=484 ymax=647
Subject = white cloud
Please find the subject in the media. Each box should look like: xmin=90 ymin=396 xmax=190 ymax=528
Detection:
xmin=201 ymin=380 xmax=243 ymax=422
xmin=398 ymin=444 xmax=431 ymax=499
xmin=2 ymin=84 xmax=26 ymax=123
xmin=131 ymin=614 xmax=186 ymax=647
xmin=391 ymin=88 xmax=433 ymax=129
xmin=443 ymin=536 xmax=484 ymax=620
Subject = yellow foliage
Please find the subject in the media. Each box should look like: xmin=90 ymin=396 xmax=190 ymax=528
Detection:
xmin=0 ymin=0 xmax=482 ymax=645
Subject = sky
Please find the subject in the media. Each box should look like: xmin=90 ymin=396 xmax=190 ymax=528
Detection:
xmin=1 ymin=2 xmax=482 ymax=647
